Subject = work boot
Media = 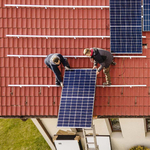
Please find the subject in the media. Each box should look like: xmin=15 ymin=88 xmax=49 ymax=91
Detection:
xmin=103 ymin=67 xmax=111 ymax=85
xmin=55 ymin=79 xmax=60 ymax=86
xmin=111 ymin=61 xmax=116 ymax=66
xmin=55 ymin=77 xmax=61 ymax=86
xmin=103 ymin=82 xmax=111 ymax=85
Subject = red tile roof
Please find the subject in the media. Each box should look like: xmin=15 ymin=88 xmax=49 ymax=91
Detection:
xmin=0 ymin=0 xmax=150 ymax=117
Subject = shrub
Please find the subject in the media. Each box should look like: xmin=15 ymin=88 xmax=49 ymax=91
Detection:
xmin=130 ymin=146 xmax=150 ymax=150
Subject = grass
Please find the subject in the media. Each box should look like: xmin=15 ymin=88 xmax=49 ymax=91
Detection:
xmin=0 ymin=119 xmax=51 ymax=150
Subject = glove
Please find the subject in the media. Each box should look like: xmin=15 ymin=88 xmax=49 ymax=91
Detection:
xmin=60 ymin=82 xmax=64 ymax=87
xmin=65 ymin=66 xmax=70 ymax=70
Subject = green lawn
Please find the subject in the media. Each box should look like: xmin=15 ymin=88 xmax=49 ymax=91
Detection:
xmin=0 ymin=119 xmax=51 ymax=150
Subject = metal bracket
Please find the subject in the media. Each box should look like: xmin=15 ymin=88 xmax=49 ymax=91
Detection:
xmin=10 ymin=87 xmax=13 ymax=95
xmin=135 ymin=97 xmax=137 ymax=105
xmin=148 ymin=87 xmax=150 ymax=95
xmin=107 ymin=97 xmax=110 ymax=105
xmin=121 ymin=87 xmax=123 ymax=95
xmin=25 ymin=96 xmax=28 ymax=105
xmin=53 ymin=97 xmax=55 ymax=105
xmin=39 ymin=87 xmax=41 ymax=95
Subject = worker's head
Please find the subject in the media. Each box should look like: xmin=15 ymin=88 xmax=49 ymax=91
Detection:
xmin=52 ymin=57 xmax=60 ymax=65
xmin=83 ymin=48 xmax=91 ymax=56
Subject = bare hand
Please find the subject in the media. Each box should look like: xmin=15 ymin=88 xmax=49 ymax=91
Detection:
xmin=93 ymin=66 xmax=97 ymax=69
xmin=60 ymin=82 xmax=64 ymax=87
xmin=65 ymin=66 xmax=70 ymax=70
xmin=96 ymin=71 xmax=99 ymax=75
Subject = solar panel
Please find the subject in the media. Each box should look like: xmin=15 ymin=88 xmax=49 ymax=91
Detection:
xmin=57 ymin=69 xmax=97 ymax=128
xmin=110 ymin=0 xmax=142 ymax=54
xmin=143 ymin=0 xmax=150 ymax=31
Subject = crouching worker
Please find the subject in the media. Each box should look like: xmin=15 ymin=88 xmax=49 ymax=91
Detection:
xmin=44 ymin=53 xmax=70 ymax=87
xmin=83 ymin=48 xmax=116 ymax=85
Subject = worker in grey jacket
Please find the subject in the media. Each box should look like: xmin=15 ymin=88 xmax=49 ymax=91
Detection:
xmin=83 ymin=48 xmax=116 ymax=85
xmin=44 ymin=53 xmax=70 ymax=87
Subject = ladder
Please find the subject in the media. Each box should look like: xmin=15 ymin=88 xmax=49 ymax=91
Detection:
xmin=83 ymin=124 xmax=99 ymax=150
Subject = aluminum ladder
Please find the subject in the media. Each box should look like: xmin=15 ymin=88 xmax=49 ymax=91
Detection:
xmin=82 ymin=124 xmax=99 ymax=150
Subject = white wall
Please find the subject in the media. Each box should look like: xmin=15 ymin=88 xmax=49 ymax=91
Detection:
xmin=93 ymin=118 xmax=112 ymax=135
xmin=35 ymin=118 xmax=150 ymax=150
xmin=111 ymin=118 xmax=150 ymax=150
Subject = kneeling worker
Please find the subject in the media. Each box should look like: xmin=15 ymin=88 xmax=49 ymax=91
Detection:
xmin=83 ymin=48 xmax=116 ymax=85
xmin=44 ymin=53 xmax=70 ymax=87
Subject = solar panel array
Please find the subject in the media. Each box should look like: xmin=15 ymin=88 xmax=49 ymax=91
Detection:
xmin=57 ymin=69 xmax=97 ymax=128
xmin=110 ymin=0 xmax=142 ymax=54
xmin=143 ymin=0 xmax=150 ymax=31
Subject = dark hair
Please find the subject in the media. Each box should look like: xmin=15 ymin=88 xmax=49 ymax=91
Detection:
xmin=53 ymin=57 xmax=60 ymax=63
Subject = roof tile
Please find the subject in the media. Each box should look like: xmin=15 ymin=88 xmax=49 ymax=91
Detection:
xmin=19 ymin=8 xmax=25 ymax=18
xmin=25 ymin=106 xmax=31 ymax=115
xmin=44 ymin=106 xmax=49 ymax=115
xmin=20 ymin=106 xmax=25 ymax=116
xmin=1 ymin=107 xmax=6 ymax=116
xmin=1 ymin=0 xmax=150 ymax=117
xmin=26 ymin=8 xmax=31 ymax=19
xmin=53 ymin=106 xmax=58 ymax=116
xmin=17 ymin=18 xmax=23 ymax=28
xmin=49 ymin=106 xmax=53 ymax=115
xmin=1 ymin=97 xmax=6 ymax=106
xmin=0 ymin=8 xmax=2 ymax=17
xmin=16 ymin=106 xmax=21 ymax=116
xmin=7 ymin=106 xmax=12 ymax=116
xmin=11 ymin=8 xmax=17 ymax=18
xmin=0 ymin=57 xmax=5 ymax=67
xmin=16 ymin=8 xmax=21 ymax=18
xmin=0 ymin=28 xmax=3 ymax=38
xmin=143 ymin=106 xmax=149 ymax=116
xmin=2 ymin=8 xmax=7 ymax=18
xmin=41 ymin=9 xmax=46 ymax=19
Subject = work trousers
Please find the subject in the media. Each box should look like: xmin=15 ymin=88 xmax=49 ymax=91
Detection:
xmin=103 ymin=66 xmax=111 ymax=84
xmin=55 ymin=58 xmax=70 ymax=85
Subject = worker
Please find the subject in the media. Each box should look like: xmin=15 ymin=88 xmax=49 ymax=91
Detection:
xmin=44 ymin=53 xmax=70 ymax=87
xmin=83 ymin=48 xmax=116 ymax=85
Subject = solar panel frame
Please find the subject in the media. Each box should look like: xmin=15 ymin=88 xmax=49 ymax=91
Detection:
xmin=57 ymin=69 xmax=97 ymax=128
xmin=110 ymin=26 xmax=142 ymax=54
xmin=110 ymin=0 xmax=142 ymax=54
xmin=143 ymin=0 xmax=150 ymax=31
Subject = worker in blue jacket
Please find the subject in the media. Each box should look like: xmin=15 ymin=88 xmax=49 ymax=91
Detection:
xmin=44 ymin=53 xmax=70 ymax=87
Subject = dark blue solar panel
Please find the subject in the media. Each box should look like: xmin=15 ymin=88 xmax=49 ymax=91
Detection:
xmin=57 ymin=69 xmax=97 ymax=128
xmin=111 ymin=27 xmax=142 ymax=53
xmin=110 ymin=0 xmax=141 ymax=26
xmin=143 ymin=0 xmax=150 ymax=31
xmin=110 ymin=0 xmax=142 ymax=54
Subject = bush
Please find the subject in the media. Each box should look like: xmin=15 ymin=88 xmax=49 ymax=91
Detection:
xmin=130 ymin=146 xmax=150 ymax=150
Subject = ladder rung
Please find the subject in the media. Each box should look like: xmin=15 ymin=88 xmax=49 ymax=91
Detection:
xmin=83 ymin=125 xmax=99 ymax=150
xmin=87 ymin=142 xmax=95 ymax=144
xmin=83 ymin=128 xmax=92 ymax=130
xmin=85 ymin=135 xmax=94 ymax=137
